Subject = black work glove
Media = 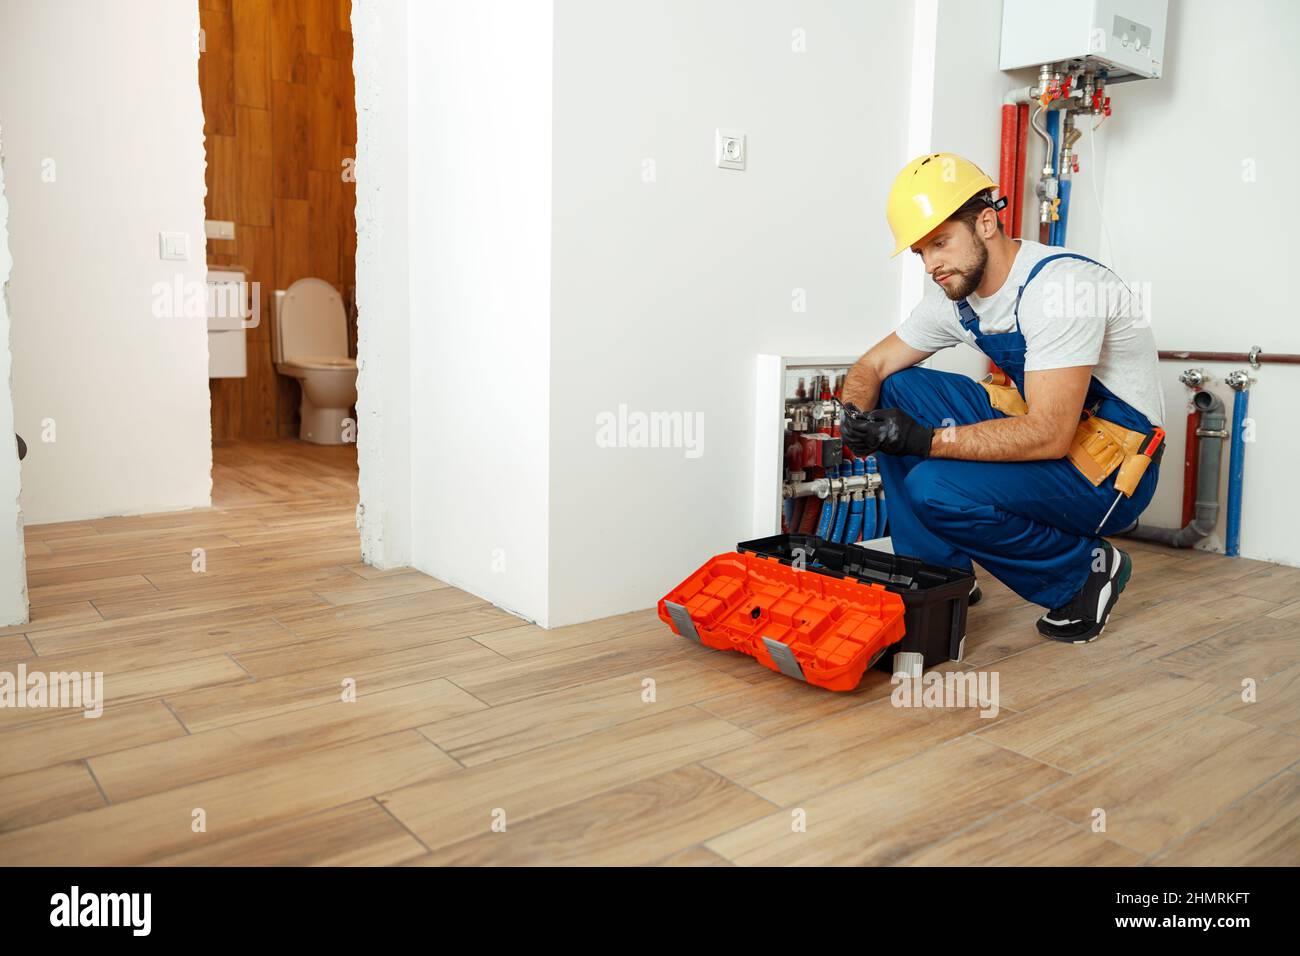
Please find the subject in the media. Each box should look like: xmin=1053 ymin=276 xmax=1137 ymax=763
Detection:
xmin=840 ymin=404 xmax=934 ymax=458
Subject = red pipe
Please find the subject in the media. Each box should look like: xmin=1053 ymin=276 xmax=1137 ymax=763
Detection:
xmin=797 ymin=498 xmax=822 ymax=534
xmin=1182 ymin=402 xmax=1200 ymax=528
xmin=991 ymin=102 xmax=1026 ymax=376
xmin=790 ymin=497 xmax=807 ymax=532
xmin=998 ymin=105 xmax=1017 ymax=236
xmin=1013 ymin=103 xmax=1029 ymax=239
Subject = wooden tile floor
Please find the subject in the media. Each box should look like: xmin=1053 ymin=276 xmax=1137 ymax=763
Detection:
xmin=1 ymin=439 xmax=1297 ymax=865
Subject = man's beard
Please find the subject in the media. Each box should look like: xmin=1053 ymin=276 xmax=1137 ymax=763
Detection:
xmin=938 ymin=236 xmax=988 ymax=301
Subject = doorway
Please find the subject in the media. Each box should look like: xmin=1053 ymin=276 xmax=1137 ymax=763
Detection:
xmin=197 ymin=0 xmax=359 ymax=452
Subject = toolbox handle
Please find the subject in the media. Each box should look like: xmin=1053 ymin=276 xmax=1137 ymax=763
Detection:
xmin=947 ymin=595 xmax=965 ymax=661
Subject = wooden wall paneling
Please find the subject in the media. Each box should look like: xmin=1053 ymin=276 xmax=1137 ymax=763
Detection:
xmin=274 ymin=199 xmax=312 ymax=291
xmin=305 ymin=0 xmax=339 ymax=57
xmin=238 ymin=225 xmax=277 ymax=344
xmin=210 ymin=379 xmax=242 ymax=441
xmin=307 ymin=171 xmax=341 ymax=287
xmin=338 ymin=31 xmax=356 ymax=152
xmin=278 ymin=374 xmax=301 ymax=437
xmin=236 ymin=106 xmax=274 ymax=226
xmin=241 ymin=344 xmax=280 ymax=439
xmin=339 ymin=26 xmax=356 ymax=296
xmin=271 ymin=81 xmax=309 ymax=200
xmin=204 ymin=134 xmax=239 ymax=258
xmin=199 ymin=6 xmax=236 ymax=136
xmin=340 ymin=202 xmax=356 ymax=290
xmin=307 ymin=56 xmax=340 ymax=172
xmin=271 ymin=0 xmax=308 ymax=84
xmin=232 ymin=0 xmax=270 ymax=110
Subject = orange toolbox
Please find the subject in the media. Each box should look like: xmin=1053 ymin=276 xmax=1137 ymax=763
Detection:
xmin=658 ymin=551 xmax=906 ymax=691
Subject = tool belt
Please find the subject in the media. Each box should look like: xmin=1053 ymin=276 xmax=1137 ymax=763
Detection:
xmin=977 ymin=375 xmax=1155 ymax=497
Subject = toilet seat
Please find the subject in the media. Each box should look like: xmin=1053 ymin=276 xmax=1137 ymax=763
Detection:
xmin=282 ymin=355 xmax=357 ymax=372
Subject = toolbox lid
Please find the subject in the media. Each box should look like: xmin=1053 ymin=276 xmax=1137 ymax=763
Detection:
xmin=738 ymin=533 xmax=972 ymax=591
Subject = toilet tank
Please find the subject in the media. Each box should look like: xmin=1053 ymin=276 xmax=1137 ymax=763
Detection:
xmin=273 ymin=278 xmax=348 ymax=364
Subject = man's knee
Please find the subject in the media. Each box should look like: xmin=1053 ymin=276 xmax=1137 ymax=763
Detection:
xmin=878 ymin=366 xmax=937 ymax=411
xmin=907 ymin=460 xmax=969 ymax=531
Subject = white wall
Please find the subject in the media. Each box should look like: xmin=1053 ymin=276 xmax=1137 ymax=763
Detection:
xmin=0 ymin=139 xmax=29 ymax=624
xmin=404 ymin=0 xmax=554 ymax=624
xmin=1083 ymin=0 xmax=1300 ymax=565
xmin=0 ymin=0 xmax=212 ymax=525
xmin=927 ymin=0 xmax=1300 ymax=567
xmin=358 ymin=0 xmax=1297 ymax=632
xmin=547 ymin=0 xmax=914 ymax=625
xmin=922 ymin=0 xmax=1033 ymax=382
xmin=353 ymin=0 xmax=413 ymax=569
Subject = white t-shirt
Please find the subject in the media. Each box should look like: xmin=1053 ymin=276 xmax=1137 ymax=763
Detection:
xmin=897 ymin=239 xmax=1165 ymax=428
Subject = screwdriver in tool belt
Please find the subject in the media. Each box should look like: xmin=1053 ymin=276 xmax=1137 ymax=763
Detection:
xmin=1095 ymin=426 xmax=1166 ymax=534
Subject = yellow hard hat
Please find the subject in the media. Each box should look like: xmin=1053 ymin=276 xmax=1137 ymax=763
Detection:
xmin=886 ymin=153 xmax=1000 ymax=257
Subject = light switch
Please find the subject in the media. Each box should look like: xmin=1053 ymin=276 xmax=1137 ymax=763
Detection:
xmin=159 ymin=231 xmax=190 ymax=261
xmin=205 ymin=220 xmax=236 ymax=241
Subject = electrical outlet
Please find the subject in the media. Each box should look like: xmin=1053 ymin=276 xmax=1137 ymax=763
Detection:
xmin=716 ymin=129 xmax=746 ymax=170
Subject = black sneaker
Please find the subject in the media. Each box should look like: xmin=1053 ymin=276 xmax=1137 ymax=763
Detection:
xmin=968 ymin=579 xmax=982 ymax=607
xmin=1036 ymin=541 xmax=1132 ymax=643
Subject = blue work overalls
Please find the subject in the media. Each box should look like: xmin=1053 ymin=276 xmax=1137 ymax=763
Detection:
xmin=875 ymin=253 xmax=1160 ymax=610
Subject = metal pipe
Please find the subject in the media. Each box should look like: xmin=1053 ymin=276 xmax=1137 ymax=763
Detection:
xmin=1116 ymin=390 xmax=1226 ymax=548
xmin=1158 ymin=348 xmax=1300 ymax=367
xmin=1030 ymin=105 xmax=1054 ymax=175
xmin=1003 ymin=85 xmax=1036 ymax=105
xmin=783 ymin=473 xmax=880 ymax=501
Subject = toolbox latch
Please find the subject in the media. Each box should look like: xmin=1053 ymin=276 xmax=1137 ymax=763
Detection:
xmin=663 ymin=601 xmax=702 ymax=644
xmin=761 ymin=637 xmax=807 ymax=681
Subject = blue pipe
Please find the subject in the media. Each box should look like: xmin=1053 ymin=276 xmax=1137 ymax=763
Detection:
xmin=832 ymin=490 xmax=851 ymax=543
xmin=817 ymin=465 xmax=839 ymax=540
xmin=845 ymin=495 xmax=864 ymax=544
xmin=863 ymin=457 xmax=880 ymax=541
xmin=1056 ymin=178 xmax=1072 ymax=246
xmin=1226 ymin=386 xmax=1249 ymax=557
xmin=836 ymin=458 xmax=866 ymax=542
xmin=842 ymin=458 xmax=865 ymax=543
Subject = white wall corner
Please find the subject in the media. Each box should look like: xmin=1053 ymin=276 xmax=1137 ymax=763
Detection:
xmin=0 ymin=135 xmax=30 ymax=625
xmin=352 ymin=0 xmax=413 ymax=569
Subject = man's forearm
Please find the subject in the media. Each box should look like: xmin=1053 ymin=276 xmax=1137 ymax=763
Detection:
xmin=929 ymin=415 xmax=1070 ymax=462
xmin=841 ymin=358 xmax=882 ymax=412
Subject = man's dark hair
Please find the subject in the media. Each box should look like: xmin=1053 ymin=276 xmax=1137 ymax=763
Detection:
xmin=948 ymin=188 xmax=1005 ymax=237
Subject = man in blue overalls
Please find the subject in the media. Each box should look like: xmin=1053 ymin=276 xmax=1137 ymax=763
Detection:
xmin=841 ymin=153 xmax=1166 ymax=643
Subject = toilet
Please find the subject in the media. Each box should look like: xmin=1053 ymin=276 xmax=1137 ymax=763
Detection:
xmin=272 ymin=278 xmax=358 ymax=445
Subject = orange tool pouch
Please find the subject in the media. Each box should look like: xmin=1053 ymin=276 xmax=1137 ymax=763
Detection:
xmin=1066 ymin=416 xmax=1147 ymax=491
xmin=976 ymin=376 xmax=1151 ymax=495
xmin=977 ymin=376 xmax=1029 ymax=417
